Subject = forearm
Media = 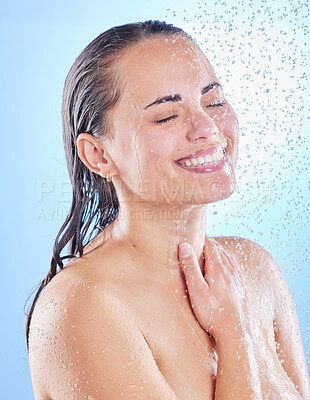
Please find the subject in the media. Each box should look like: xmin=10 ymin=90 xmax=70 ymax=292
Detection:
xmin=214 ymin=325 xmax=263 ymax=400
xmin=214 ymin=326 xmax=304 ymax=400
xmin=255 ymin=339 xmax=305 ymax=400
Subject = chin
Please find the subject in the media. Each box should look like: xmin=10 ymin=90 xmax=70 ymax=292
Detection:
xmin=152 ymin=163 xmax=237 ymax=205
xmin=181 ymin=175 xmax=236 ymax=206
xmin=165 ymin=177 xmax=235 ymax=206
xmin=208 ymin=176 xmax=236 ymax=203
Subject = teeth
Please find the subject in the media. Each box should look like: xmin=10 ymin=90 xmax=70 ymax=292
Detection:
xmin=181 ymin=148 xmax=224 ymax=167
xmin=191 ymin=158 xmax=199 ymax=166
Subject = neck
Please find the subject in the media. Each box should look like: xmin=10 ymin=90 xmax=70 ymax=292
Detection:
xmin=108 ymin=199 xmax=208 ymax=284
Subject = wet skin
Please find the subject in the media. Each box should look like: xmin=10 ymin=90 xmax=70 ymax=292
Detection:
xmin=106 ymin=35 xmax=239 ymax=207
xmin=28 ymin=36 xmax=310 ymax=400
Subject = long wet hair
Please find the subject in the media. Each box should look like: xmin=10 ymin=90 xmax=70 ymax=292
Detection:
xmin=25 ymin=20 xmax=188 ymax=349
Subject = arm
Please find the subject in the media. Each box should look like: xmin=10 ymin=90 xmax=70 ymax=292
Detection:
xmin=179 ymin=239 xmax=264 ymax=399
xmin=217 ymin=236 xmax=310 ymax=399
xmin=214 ymin=322 xmax=263 ymax=399
xmin=28 ymin=279 xmax=179 ymax=400
xmin=269 ymin=253 xmax=310 ymax=399
xmin=178 ymin=237 xmax=308 ymax=400
xmin=215 ymin=322 xmax=305 ymax=400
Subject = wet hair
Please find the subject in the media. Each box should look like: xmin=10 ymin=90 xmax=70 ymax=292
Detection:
xmin=25 ymin=20 xmax=189 ymax=349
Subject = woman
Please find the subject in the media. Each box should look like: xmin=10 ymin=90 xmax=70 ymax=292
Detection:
xmin=26 ymin=21 xmax=309 ymax=399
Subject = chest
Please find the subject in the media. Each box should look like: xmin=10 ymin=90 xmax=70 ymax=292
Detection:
xmin=121 ymin=276 xmax=275 ymax=400
xmin=134 ymin=290 xmax=217 ymax=400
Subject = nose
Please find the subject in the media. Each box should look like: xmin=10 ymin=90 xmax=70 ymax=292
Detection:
xmin=185 ymin=111 xmax=219 ymax=142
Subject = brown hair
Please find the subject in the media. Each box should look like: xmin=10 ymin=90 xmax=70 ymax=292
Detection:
xmin=25 ymin=20 xmax=189 ymax=349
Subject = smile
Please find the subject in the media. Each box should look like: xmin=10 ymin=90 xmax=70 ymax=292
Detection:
xmin=174 ymin=146 xmax=227 ymax=172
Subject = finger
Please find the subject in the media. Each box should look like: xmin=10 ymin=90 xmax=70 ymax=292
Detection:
xmin=204 ymin=238 xmax=233 ymax=280
xmin=215 ymin=244 xmax=239 ymax=274
xmin=203 ymin=237 xmax=223 ymax=271
xmin=221 ymin=248 xmax=239 ymax=269
xmin=178 ymin=242 xmax=209 ymax=297
xmin=204 ymin=238 xmax=223 ymax=284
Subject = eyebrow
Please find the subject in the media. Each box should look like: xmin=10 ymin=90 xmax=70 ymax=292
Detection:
xmin=144 ymin=82 xmax=222 ymax=110
xmin=201 ymin=82 xmax=221 ymax=95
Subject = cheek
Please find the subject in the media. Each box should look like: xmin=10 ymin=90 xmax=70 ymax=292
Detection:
xmin=214 ymin=107 xmax=239 ymax=140
xmin=137 ymin=131 xmax=179 ymax=172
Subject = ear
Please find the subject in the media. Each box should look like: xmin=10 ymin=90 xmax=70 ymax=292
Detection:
xmin=76 ymin=133 xmax=118 ymax=178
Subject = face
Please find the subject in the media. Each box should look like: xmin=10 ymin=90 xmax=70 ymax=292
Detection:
xmin=106 ymin=35 xmax=239 ymax=206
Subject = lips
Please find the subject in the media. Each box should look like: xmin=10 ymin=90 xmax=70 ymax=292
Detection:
xmin=175 ymin=151 xmax=228 ymax=173
xmin=174 ymin=145 xmax=226 ymax=167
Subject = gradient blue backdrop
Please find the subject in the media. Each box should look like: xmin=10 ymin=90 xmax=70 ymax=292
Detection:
xmin=1 ymin=0 xmax=309 ymax=398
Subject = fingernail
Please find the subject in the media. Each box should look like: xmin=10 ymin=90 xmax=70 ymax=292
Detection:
xmin=179 ymin=242 xmax=191 ymax=258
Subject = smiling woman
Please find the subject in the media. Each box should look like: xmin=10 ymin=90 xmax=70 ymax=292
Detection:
xmin=25 ymin=20 xmax=310 ymax=400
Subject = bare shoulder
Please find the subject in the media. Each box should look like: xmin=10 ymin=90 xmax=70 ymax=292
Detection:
xmin=28 ymin=263 xmax=115 ymax=398
xmin=212 ymin=235 xmax=273 ymax=264
xmin=211 ymin=235 xmax=282 ymax=301
xmin=28 ymin=257 xmax=178 ymax=400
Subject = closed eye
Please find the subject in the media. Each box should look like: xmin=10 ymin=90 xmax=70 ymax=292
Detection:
xmin=156 ymin=100 xmax=225 ymax=124
xmin=156 ymin=114 xmax=179 ymax=124
xmin=204 ymin=102 xmax=225 ymax=108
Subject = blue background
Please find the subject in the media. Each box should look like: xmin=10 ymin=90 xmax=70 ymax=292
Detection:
xmin=1 ymin=0 xmax=309 ymax=398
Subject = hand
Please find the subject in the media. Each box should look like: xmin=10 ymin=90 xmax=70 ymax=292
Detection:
xmin=178 ymin=236 xmax=251 ymax=342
